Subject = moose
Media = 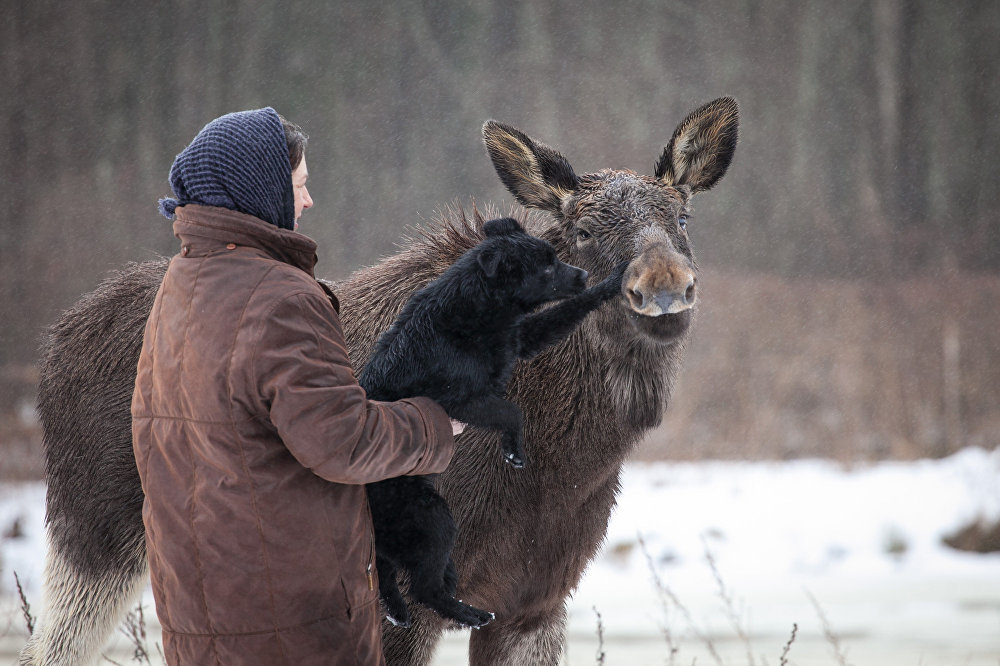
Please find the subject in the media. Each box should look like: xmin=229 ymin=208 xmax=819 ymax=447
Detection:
xmin=19 ymin=97 xmax=738 ymax=665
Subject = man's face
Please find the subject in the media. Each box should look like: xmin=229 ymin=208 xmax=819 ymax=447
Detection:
xmin=292 ymin=157 xmax=313 ymax=229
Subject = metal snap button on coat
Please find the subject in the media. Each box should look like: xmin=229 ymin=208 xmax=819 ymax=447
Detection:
xmin=226 ymin=243 xmax=236 ymax=250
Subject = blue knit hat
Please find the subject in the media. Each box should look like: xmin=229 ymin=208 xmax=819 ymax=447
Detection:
xmin=158 ymin=107 xmax=295 ymax=230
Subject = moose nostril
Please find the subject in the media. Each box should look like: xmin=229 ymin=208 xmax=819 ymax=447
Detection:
xmin=684 ymin=280 xmax=696 ymax=304
xmin=626 ymin=288 xmax=645 ymax=309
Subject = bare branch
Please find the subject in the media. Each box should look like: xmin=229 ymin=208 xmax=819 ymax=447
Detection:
xmin=14 ymin=571 xmax=34 ymax=636
xmin=806 ymin=590 xmax=851 ymax=666
xmin=778 ymin=623 xmax=797 ymax=666
xmin=593 ymin=606 xmax=606 ymax=666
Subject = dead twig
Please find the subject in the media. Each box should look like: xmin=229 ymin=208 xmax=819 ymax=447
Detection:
xmin=778 ymin=623 xmax=797 ymax=666
xmin=806 ymin=590 xmax=850 ymax=666
xmin=120 ymin=604 xmax=153 ymax=664
xmin=104 ymin=603 xmax=157 ymax=665
xmin=593 ymin=606 xmax=606 ymax=665
xmin=14 ymin=571 xmax=35 ymax=636
xmin=703 ymin=539 xmax=755 ymax=666
xmin=638 ymin=532 xmax=723 ymax=666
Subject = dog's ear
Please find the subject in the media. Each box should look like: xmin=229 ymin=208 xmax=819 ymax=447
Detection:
xmin=483 ymin=217 xmax=523 ymax=237
xmin=477 ymin=247 xmax=502 ymax=279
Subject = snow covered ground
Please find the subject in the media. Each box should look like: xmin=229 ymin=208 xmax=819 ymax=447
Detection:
xmin=3 ymin=447 xmax=999 ymax=664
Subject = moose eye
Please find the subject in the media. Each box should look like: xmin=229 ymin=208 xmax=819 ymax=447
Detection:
xmin=577 ymin=228 xmax=592 ymax=241
xmin=678 ymin=214 xmax=689 ymax=230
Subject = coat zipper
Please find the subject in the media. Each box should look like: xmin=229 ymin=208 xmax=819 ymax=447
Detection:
xmin=366 ymin=526 xmax=376 ymax=591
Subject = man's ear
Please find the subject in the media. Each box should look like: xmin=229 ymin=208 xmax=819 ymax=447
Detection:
xmin=477 ymin=247 xmax=501 ymax=278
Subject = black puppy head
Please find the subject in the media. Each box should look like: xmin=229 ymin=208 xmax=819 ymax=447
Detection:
xmin=483 ymin=217 xmax=524 ymax=238
xmin=477 ymin=218 xmax=526 ymax=278
xmin=477 ymin=218 xmax=588 ymax=307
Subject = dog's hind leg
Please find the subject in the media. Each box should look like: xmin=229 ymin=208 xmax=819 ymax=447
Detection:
xmin=377 ymin=554 xmax=412 ymax=628
xmin=18 ymin=533 xmax=147 ymax=666
xmin=442 ymin=559 xmax=458 ymax=597
xmin=407 ymin=549 xmax=493 ymax=629
xmin=382 ymin=603 xmax=449 ymax=666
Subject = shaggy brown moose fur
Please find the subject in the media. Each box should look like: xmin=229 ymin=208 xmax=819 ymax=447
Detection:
xmin=21 ymin=97 xmax=738 ymax=666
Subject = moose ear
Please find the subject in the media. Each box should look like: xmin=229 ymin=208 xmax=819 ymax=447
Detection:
xmin=654 ymin=97 xmax=739 ymax=193
xmin=483 ymin=217 xmax=524 ymax=237
xmin=477 ymin=247 xmax=502 ymax=279
xmin=483 ymin=120 xmax=579 ymax=214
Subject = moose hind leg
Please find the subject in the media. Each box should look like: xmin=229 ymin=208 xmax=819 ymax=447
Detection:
xmin=19 ymin=534 xmax=148 ymax=665
xmin=468 ymin=604 xmax=568 ymax=666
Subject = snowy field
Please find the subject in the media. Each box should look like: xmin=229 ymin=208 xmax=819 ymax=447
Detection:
xmin=2 ymin=447 xmax=999 ymax=665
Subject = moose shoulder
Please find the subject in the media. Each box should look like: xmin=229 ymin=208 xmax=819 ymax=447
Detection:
xmin=21 ymin=97 xmax=738 ymax=666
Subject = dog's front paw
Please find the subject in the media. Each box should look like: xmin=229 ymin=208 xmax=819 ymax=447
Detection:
xmin=502 ymin=436 xmax=527 ymax=468
xmin=595 ymin=261 xmax=628 ymax=299
xmin=385 ymin=612 xmax=412 ymax=629
xmin=504 ymin=449 xmax=526 ymax=469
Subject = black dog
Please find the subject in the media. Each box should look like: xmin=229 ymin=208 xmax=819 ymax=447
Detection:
xmin=359 ymin=217 xmax=626 ymax=628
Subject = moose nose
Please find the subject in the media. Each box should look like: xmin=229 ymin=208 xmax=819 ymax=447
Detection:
xmin=626 ymin=276 xmax=697 ymax=316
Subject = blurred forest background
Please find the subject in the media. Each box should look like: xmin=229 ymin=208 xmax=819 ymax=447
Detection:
xmin=1 ymin=0 xmax=998 ymax=478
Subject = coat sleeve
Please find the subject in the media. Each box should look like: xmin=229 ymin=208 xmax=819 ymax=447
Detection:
xmin=251 ymin=289 xmax=455 ymax=484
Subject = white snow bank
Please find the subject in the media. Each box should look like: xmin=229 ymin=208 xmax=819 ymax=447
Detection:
xmin=566 ymin=446 xmax=1000 ymax=665
xmin=2 ymin=448 xmax=999 ymax=664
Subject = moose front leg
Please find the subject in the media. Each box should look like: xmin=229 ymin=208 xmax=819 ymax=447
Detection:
xmin=448 ymin=395 xmax=526 ymax=468
xmin=468 ymin=603 xmax=568 ymax=666
xmin=517 ymin=262 xmax=627 ymax=360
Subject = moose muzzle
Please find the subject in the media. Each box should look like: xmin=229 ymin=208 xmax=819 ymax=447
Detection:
xmin=624 ymin=233 xmax=697 ymax=317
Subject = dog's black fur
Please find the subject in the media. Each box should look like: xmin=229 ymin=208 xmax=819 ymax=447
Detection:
xmin=360 ymin=217 xmax=625 ymax=629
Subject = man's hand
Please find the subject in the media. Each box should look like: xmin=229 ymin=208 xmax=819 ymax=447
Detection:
xmin=450 ymin=419 xmax=467 ymax=436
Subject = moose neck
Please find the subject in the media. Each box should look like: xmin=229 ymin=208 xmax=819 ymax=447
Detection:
xmin=509 ymin=311 xmax=687 ymax=486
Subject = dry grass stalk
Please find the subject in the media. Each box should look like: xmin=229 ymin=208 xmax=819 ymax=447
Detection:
xmin=778 ymin=623 xmax=797 ymax=666
xmin=806 ymin=590 xmax=850 ymax=666
xmin=592 ymin=606 xmax=606 ymax=666
xmin=638 ymin=532 xmax=722 ymax=666
xmin=103 ymin=603 xmax=160 ymax=665
xmin=14 ymin=571 xmax=34 ymax=636
xmin=703 ymin=541 xmax=755 ymax=666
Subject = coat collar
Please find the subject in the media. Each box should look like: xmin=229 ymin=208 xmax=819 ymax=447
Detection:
xmin=172 ymin=204 xmax=319 ymax=277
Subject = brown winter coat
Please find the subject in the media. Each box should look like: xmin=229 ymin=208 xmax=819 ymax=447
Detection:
xmin=131 ymin=204 xmax=455 ymax=665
